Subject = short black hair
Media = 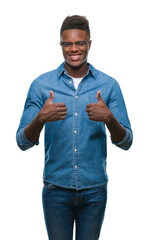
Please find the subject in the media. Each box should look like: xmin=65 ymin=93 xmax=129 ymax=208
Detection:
xmin=60 ymin=15 xmax=90 ymax=39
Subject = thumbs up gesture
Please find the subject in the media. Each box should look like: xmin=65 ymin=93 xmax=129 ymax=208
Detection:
xmin=37 ymin=90 xmax=67 ymax=123
xmin=86 ymin=91 xmax=112 ymax=124
xmin=96 ymin=91 xmax=102 ymax=102
xmin=48 ymin=90 xmax=54 ymax=103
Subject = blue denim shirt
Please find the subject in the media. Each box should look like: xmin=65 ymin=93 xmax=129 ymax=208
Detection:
xmin=16 ymin=62 xmax=133 ymax=190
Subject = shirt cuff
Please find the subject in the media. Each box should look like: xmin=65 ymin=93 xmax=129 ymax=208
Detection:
xmin=16 ymin=128 xmax=39 ymax=150
xmin=111 ymin=128 xmax=133 ymax=150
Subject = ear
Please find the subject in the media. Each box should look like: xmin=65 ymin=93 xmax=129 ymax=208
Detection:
xmin=88 ymin=40 xmax=92 ymax=50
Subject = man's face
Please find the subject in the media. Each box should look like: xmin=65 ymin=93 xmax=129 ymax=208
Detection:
xmin=60 ymin=29 xmax=91 ymax=68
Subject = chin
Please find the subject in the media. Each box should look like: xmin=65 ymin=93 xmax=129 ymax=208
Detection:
xmin=70 ymin=63 xmax=82 ymax=68
xmin=66 ymin=60 xmax=86 ymax=68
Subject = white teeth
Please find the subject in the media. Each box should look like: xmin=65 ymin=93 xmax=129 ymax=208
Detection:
xmin=70 ymin=55 xmax=80 ymax=60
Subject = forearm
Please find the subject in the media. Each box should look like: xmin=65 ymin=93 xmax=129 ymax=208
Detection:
xmin=16 ymin=114 xmax=44 ymax=151
xmin=24 ymin=114 xmax=44 ymax=143
xmin=105 ymin=113 xmax=126 ymax=143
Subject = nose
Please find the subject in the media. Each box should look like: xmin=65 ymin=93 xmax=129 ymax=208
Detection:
xmin=70 ymin=43 xmax=79 ymax=52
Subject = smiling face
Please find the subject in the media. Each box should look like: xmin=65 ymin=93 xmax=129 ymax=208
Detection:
xmin=60 ymin=29 xmax=91 ymax=69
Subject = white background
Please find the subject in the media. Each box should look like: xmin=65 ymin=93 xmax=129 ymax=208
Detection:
xmin=0 ymin=0 xmax=149 ymax=239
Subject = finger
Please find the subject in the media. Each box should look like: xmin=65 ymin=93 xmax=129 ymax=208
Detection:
xmin=57 ymin=103 xmax=66 ymax=107
xmin=86 ymin=108 xmax=91 ymax=112
xmin=96 ymin=91 xmax=101 ymax=102
xmin=57 ymin=106 xmax=67 ymax=114
xmin=89 ymin=116 xmax=95 ymax=121
xmin=49 ymin=90 xmax=54 ymax=103
xmin=87 ymin=111 xmax=92 ymax=116
xmin=56 ymin=116 xmax=66 ymax=121
xmin=58 ymin=111 xmax=67 ymax=116
xmin=61 ymin=115 xmax=66 ymax=120
xmin=59 ymin=107 xmax=67 ymax=111
xmin=56 ymin=107 xmax=67 ymax=112
xmin=86 ymin=104 xmax=92 ymax=108
xmin=57 ymin=114 xmax=67 ymax=120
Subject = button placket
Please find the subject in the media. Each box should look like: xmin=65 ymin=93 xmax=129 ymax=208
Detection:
xmin=62 ymin=72 xmax=76 ymax=90
xmin=73 ymin=92 xmax=81 ymax=188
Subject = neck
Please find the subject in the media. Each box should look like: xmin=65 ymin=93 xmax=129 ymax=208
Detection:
xmin=64 ymin=62 xmax=89 ymax=78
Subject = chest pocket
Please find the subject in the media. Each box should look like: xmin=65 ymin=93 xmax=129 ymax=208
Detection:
xmin=86 ymin=96 xmax=98 ymax=104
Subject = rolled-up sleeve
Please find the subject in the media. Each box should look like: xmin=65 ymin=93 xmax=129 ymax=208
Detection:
xmin=108 ymin=80 xmax=133 ymax=150
xmin=16 ymin=78 xmax=43 ymax=151
xmin=111 ymin=128 xmax=133 ymax=150
xmin=16 ymin=128 xmax=39 ymax=151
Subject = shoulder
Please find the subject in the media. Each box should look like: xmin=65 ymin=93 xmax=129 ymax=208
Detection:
xmin=34 ymin=68 xmax=57 ymax=84
xmin=25 ymin=69 xmax=57 ymax=97
xmin=28 ymin=68 xmax=59 ymax=93
xmin=32 ymin=63 xmax=64 ymax=86
xmin=89 ymin=63 xmax=118 ymax=87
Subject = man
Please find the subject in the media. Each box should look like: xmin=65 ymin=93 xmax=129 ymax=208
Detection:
xmin=16 ymin=15 xmax=133 ymax=240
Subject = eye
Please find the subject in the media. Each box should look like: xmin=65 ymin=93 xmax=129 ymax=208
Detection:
xmin=76 ymin=41 xmax=87 ymax=46
xmin=61 ymin=42 xmax=72 ymax=47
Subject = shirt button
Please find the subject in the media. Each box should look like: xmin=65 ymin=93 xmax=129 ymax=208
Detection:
xmin=74 ymin=149 xmax=77 ymax=152
xmin=74 ymin=130 xmax=77 ymax=134
xmin=69 ymin=81 xmax=72 ymax=84
xmin=75 ymin=165 xmax=77 ymax=169
xmin=75 ymin=113 xmax=78 ymax=116
xmin=76 ymin=96 xmax=78 ymax=98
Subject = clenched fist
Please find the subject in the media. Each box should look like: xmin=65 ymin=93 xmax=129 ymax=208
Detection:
xmin=37 ymin=90 xmax=67 ymax=123
xmin=86 ymin=91 xmax=112 ymax=124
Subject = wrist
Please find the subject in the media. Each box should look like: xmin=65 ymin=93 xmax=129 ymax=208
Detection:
xmin=105 ymin=110 xmax=114 ymax=125
xmin=36 ymin=112 xmax=46 ymax=125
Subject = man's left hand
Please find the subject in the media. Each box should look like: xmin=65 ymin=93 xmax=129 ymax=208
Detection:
xmin=86 ymin=91 xmax=112 ymax=124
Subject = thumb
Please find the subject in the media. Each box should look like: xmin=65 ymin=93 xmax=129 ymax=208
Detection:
xmin=49 ymin=90 xmax=54 ymax=103
xmin=96 ymin=91 xmax=101 ymax=102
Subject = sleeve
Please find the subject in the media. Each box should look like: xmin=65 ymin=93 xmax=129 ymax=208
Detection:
xmin=16 ymin=78 xmax=44 ymax=151
xmin=107 ymin=80 xmax=133 ymax=150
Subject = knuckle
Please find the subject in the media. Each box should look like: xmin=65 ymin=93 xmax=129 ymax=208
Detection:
xmin=57 ymin=107 xmax=61 ymax=112
xmin=61 ymin=103 xmax=65 ymax=107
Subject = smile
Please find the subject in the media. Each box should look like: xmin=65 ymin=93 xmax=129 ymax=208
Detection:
xmin=69 ymin=55 xmax=81 ymax=61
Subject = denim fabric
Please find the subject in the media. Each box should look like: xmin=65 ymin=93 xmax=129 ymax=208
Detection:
xmin=42 ymin=183 xmax=107 ymax=240
xmin=16 ymin=62 xmax=133 ymax=190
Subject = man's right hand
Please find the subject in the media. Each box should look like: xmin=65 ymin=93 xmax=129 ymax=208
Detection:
xmin=37 ymin=90 xmax=67 ymax=124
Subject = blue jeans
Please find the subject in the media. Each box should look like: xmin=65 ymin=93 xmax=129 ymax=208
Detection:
xmin=42 ymin=183 xmax=107 ymax=240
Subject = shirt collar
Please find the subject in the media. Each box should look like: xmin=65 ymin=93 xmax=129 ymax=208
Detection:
xmin=57 ymin=62 xmax=65 ymax=77
xmin=57 ymin=62 xmax=97 ymax=79
xmin=87 ymin=63 xmax=97 ymax=78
